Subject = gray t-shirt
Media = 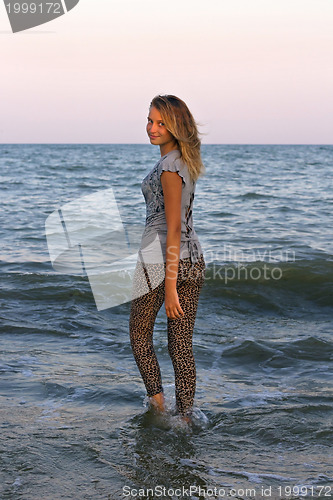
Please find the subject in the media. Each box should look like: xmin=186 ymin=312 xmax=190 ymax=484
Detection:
xmin=139 ymin=149 xmax=203 ymax=265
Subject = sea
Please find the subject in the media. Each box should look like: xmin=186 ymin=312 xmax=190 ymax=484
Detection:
xmin=0 ymin=144 xmax=332 ymax=500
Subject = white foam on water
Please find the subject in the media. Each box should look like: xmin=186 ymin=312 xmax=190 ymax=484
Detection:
xmin=19 ymin=355 xmax=39 ymax=364
xmin=36 ymin=398 xmax=63 ymax=422
xmin=222 ymin=385 xmax=288 ymax=408
xmin=11 ymin=476 xmax=22 ymax=488
xmin=140 ymin=395 xmax=210 ymax=433
xmin=66 ymin=387 xmax=91 ymax=401
xmin=180 ymin=459 xmax=297 ymax=485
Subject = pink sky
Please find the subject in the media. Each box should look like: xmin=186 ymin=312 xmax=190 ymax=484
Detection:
xmin=1 ymin=0 xmax=332 ymax=143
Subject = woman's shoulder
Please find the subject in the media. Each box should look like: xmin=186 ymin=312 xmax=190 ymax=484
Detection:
xmin=159 ymin=150 xmax=190 ymax=185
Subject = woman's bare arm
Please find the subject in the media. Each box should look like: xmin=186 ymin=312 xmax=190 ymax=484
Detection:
xmin=161 ymin=171 xmax=184 ymax=319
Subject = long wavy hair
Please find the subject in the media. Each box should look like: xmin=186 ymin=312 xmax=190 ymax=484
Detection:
xmin=150 ymin=95 xmax=205 ymax=182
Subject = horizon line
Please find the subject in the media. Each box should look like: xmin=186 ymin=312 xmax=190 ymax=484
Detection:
xmin=0 ymin=142 xmax=332 ymax=146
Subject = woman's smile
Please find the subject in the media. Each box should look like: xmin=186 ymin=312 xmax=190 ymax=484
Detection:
xmin=146 ymin=106 xmax=178 ymax=155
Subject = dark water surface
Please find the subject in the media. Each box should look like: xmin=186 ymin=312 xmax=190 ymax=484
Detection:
xmin=0 ymin=144 xmax=332 ymax=499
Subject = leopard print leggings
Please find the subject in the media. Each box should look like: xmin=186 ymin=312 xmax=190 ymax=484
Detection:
xmin=129 ymin=254 xmax=205 ymax=416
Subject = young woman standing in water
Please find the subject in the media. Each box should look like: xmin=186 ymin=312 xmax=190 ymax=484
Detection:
xmin=129 ymin=95 xmax=205 ymax=422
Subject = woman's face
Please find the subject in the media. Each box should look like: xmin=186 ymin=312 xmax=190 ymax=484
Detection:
xmin=147 ymin=106 xmax=176 ymax=150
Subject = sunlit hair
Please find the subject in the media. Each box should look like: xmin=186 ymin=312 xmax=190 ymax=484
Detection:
xmin=149 ymin=95 xmax=205 ymax=182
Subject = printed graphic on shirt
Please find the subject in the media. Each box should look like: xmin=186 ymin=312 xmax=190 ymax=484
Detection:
xmin=140 ymin=151 xmax=202 ymax=264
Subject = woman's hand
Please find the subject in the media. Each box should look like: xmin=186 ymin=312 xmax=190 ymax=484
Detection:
xmin=165 ymin=288 xmax=184 ymax=319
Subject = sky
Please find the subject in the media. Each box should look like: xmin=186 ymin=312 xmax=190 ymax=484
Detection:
xmin=1 ymin=0 xmax=332 ymax=144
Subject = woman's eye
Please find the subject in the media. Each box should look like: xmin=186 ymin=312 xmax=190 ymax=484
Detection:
xmin=159 ymin=122 xmax=165 ymax=127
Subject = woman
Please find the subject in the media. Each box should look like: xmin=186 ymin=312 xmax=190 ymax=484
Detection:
xmin=129 ymin=95 xmax=206 ymax=422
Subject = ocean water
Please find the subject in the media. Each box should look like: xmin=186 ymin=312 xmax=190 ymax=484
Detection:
xmin=0 ymin=144 xmax=332 ymax=500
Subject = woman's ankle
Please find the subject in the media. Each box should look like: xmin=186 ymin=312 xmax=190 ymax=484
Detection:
xmin=149 ymin=392 xmax=165 ymax=412
xmin=179 ymin=408 xmax=193 ymax=424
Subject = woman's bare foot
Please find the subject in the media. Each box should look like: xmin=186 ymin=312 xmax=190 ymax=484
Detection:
xmin=181 ymin=409 xmax=193 ymax=425
xmin=182 ymin=415 xmax=191 ymax=424
xmin=149 ymin=392 xmax=165 ymax=413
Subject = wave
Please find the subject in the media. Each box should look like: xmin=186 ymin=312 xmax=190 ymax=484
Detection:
xmin=203 ymin=259 xmax=333 ymax=312
xmin=0 ymin=257 xmax=332 ymax=321
xmin=237 ymin=191 xmax=281 ymax=200
xmin=221 ymin=336 xmax=333 ymax=364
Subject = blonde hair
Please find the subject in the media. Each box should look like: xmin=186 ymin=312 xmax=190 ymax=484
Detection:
xmin=150 ymin=95 xmax=205 ymax=182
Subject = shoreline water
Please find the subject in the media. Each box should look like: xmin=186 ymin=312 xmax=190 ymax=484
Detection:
xmin=1 ymin=144 xmax=332 ymax=499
